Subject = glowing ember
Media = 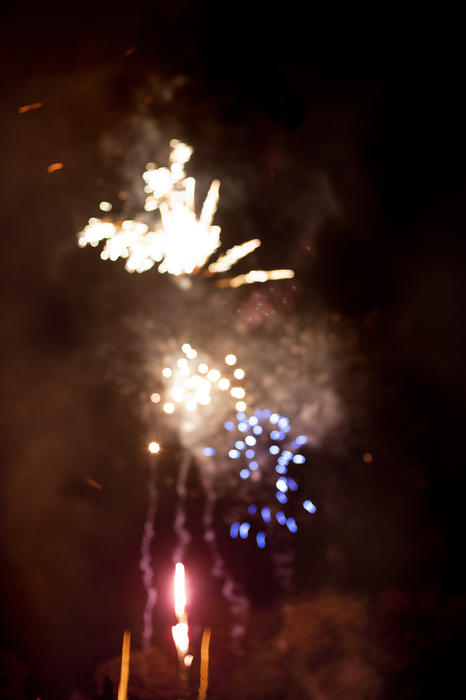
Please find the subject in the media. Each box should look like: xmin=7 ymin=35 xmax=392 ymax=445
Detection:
xmin=18 ymin=102 xmax=43 ymax=114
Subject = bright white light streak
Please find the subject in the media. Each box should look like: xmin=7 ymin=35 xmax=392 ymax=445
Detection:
xmin=207 ymin=238 xmax=261 ymax=274
xmin=174 ymin=562 xmax=187 ymax=620
xmin=216 ymin=269 xmax=295 ymax=288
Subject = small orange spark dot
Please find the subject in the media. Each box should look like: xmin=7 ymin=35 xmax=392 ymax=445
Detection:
xmin=84 ymin=477 xmax=103 ymax=490
xmin=47 ymin=162 xmax=63 ymax=173
xmin=143 ymin=96 xmax=153 ymax=104
xmin=124 ymin=46 xmax=138 ymax=56
xmin=131 ymin=115 xmax=141 ymax=124
xmin=18 ymin=102 xmax=43 ymax=114
xmin=95 ymin=177 xmax=105 ymax=186
xmin=363 ymin=452 xmax=373 ymax=463
xmin=123 ymin=202 xmax=131 ymax=210
xmin=118 ymin=190 xmax=128 ymax=200
xmin=114 ymin=148 xmax=123 ymax=158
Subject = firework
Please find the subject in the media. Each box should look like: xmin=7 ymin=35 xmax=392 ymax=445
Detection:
xmin=208 ymin=409 xmax=316 ymax=549
xmin=158 ymin=343 xmax=247 ymax=436
xmin=77 ymin=140 xmax=294 ymax=284
xmin=154 ymin=342 xmax=250 ymax=633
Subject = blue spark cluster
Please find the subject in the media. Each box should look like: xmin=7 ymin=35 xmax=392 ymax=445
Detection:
xmin=215 ymin=410 xmax=317 ymax=547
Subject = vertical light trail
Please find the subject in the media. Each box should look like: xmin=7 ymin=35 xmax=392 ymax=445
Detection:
xmin=173 ymin=450 xmax=192 ymax=564
xmin=117 ymin=630 xmax=131 ymax=700
xmin=201 ymin=469 xmax=249 ymax=638
xmin=197 ymin=627 xmax=211 ymax=700
xmin=140 ymin=442 xmax=160 ymax=648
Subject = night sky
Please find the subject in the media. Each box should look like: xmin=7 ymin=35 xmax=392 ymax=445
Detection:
xmin=1 ymin=5 xmax=466 ymax=699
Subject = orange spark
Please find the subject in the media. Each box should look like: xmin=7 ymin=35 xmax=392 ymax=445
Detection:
xmin=18 ymin=102 xmax=43 ymax=114
xmin=47 ymin=163 xmax=63 ymax=173
xmin=84 ymin=477 xmax=103 ymax=490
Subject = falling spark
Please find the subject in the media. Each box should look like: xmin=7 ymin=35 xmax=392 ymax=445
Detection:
xmin=216 ymin=269 xmax=295 ymax=288
xmin=84 ymin=476 xmax=103 ymax=490
xmin=77 ymin=140 xmax=294 ymax=283
xmin=197 ymin=628 xmax=211 ymax=700
xmin=47 ymin=162 xmax=63 ymax=173
xmin=117 ymin=631 xmax=131 ymax=700
xmin=18 ymin=102 xmax=43 ymax=114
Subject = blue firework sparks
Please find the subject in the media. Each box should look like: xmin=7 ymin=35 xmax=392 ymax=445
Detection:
xmin=205 ymin=409 xmax=317 ymax=548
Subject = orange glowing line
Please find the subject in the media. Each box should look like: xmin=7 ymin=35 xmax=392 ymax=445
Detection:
xmin=197 ymin=627 xmax=211 ymax=700
xmin=47 ymin=163 xmax=63 ymax=173
xmin=117 ymin=630 xmax=131 ymax=700
xmin=18 ymin=102 xmax=43 ymax=114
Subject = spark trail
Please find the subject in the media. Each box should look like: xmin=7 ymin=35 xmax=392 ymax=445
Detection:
xmin=140 ymin=441 xmax=160 ymax=648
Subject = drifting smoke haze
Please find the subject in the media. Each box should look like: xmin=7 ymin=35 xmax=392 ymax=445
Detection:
xmin=2 ymin=6 xmax=466 ymax=698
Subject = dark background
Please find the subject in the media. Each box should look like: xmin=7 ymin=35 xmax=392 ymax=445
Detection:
xmin=1 ymin=4 xmax=465 ymax=698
